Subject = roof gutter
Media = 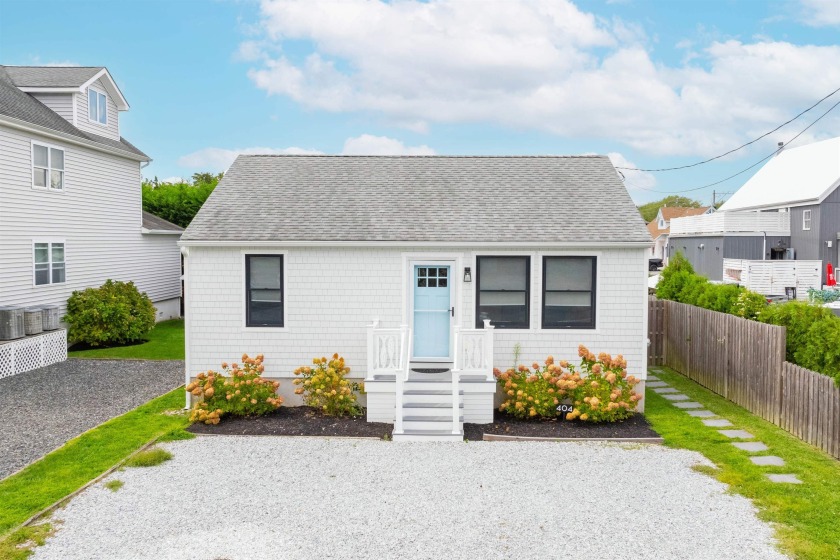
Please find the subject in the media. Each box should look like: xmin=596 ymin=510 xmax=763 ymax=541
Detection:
xmin=0 ymin=115 xmax=149 ymax=162
xmin=178 ymin=239 xmax=654 ymax=249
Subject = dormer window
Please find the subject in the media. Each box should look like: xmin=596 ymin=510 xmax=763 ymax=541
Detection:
xmin=659 ymin=219 xmax=665 ymax=229
xmin=88 ymin=88 xmax=107 ymax=125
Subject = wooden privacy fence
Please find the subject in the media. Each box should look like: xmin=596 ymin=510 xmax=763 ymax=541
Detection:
xmin=648 ymin=297 xmax=840 ymax=459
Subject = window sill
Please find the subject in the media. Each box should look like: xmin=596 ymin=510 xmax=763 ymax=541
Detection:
xmin=241 ymin=326 xmax=289 ymax=333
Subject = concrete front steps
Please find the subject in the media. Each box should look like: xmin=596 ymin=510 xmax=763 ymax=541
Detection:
xmin=392 ymin=377 xmax=465 ymax=441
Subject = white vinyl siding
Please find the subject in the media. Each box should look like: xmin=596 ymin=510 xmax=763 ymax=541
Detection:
xmin=30 ymin=93 xmax=74 ymax=123
xmin=74 ymin=79 xmax=120 ymax=140
xmin=0 ymin=124 xmax=180 ymax=316
xmin=31 ymin=142 xmax=64 ymax=190
xmin=33 ymin=241 xmax=65 ymax=285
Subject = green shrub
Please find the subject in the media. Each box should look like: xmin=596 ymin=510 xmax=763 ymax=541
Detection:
xmin=495 ymin=345 xmax=641 ymax=422
xmin=188 ymin=354 xmax=283 ymax=424
xmin=293 ymin=354 xmax=364 ymax=416
xmin=655 ymin=253 xmax=696 ymax=301
xmin=795 ymin=319 xmax=840 ymax=384
xmin=64 ymin=280 xmax=156 ymax=347
xmin=733 ymin=290 xmax=767 ymax=320
xmin=758 ymin=301 xmax=835 ymax=362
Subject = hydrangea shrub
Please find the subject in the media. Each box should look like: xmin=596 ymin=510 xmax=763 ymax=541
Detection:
xmin=293 ymin=354 xmax=364 ymax=416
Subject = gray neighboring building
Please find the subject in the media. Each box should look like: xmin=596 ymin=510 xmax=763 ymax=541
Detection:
xmin=672 ymin=137 xmax=840 ymax=284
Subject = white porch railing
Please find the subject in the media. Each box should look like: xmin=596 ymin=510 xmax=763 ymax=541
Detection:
xmin=367 ymin=320 xmax=412 ymax=435
xmin=452 ymin=320 xmax=495 ymax=435
xmin=452 ymin=319 xmax=495 ymax=382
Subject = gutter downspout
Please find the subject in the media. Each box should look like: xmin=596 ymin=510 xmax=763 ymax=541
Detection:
xmin=762 ymin=231 xmax=767 ymax=260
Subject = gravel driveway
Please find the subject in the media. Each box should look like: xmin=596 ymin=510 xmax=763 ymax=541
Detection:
xmin=32 ymin=437 xmax=788 ymax=560
xmin=0 ymin=359 xmax=183 ymax=479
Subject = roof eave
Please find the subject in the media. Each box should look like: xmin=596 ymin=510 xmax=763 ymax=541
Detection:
xmin=0 ymin=114 xmax=149 ymax=162
xmin=178 ymin=239 xmax=653 ymax=249
xmin=80 ymin=68 xmax=129 ymax=110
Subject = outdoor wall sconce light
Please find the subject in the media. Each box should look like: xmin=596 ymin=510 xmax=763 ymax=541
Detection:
xmin=464 ymin=267 xmax=472 ymax=282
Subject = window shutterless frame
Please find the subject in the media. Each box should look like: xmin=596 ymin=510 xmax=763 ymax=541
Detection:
xmin=31 ymin=141 xmax=65 ymax=191
xmin=803 ymin=209 xmax=811 ymax=231
xmin=88 ymin=87 xmax=108 ymax=125
xmin=475 ymin=255 xmax=530 ymax=329
xmin=541 ymin=256 xmax=596 ymax=329
xmin=32 ymin=241 xmax=66 ymax=286
xmin=244 ymin=254 xmax=284 ymax=327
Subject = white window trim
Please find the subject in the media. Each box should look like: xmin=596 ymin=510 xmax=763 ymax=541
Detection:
xmin=30 ymin=140 xmax=66 ymax=192
xmin=803 ymin=209 xmax=812 ymax=231
xmin=32 ymin=239 xmax=66 ymax=286
xmin=241 ymin=250 xmax=288 ymax=332
xmin=87 ymin=86 xmax=108 ymax=126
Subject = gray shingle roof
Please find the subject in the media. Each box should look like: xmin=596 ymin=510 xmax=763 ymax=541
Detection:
xmin=142 ymin=211 xmax=184 ymax=233
xmin=3 ymin=66 xmax=104 ymax=88
xmin=0 ymin=67 xmax=147 ymax=159
xmin=182 ymin=155 xmax=651 ymax=244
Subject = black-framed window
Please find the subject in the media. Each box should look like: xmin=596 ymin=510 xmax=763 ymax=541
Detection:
xmin=245 ymin=255 xmax=284 ymax=327
xmin=475 ymin=256 xmax=530 ymax=329
xmin=542 ymin=256 xmax=596 ymax=329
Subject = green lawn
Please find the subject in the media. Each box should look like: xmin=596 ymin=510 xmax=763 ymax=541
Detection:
xmin=0 ymin=389 xmax=191 ymax=548
xmin=645 ymin=368 xmax=840 ymax=560
xmin=67 ymin=319 xmax=184 ymax=360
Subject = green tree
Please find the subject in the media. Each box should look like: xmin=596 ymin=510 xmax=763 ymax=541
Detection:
xmin=141 ymin=172 xmax=222 ymax=228
xmin=638 ymin=195 xmax=704 ymax=223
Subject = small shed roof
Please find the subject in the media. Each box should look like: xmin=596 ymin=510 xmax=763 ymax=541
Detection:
xmin=182 ymin=155 xmax=651 ymax=245
xmin=142 ymin=211 xmax=183 ymax=234
xmin=720 ymin=136 xmax=840 ymax=212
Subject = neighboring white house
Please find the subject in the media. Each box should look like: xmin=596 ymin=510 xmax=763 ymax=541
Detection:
xmin=646 ymin=206 xmax=712 ymax=262
xmin=180 ymin=155 xmax=652 ymax=440
xmin=0 ymin=66 xmax=183 ymax=322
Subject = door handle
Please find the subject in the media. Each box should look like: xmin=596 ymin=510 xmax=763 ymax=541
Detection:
xmin=451 ymin=306 xmax=455 ymax=318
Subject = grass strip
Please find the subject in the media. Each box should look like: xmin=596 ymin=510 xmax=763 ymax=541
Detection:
xmin=645 ymin=368 xmax=840 ymax=560
xmin=68 ymin=319 xmax=184 ymax=360
xmin=0 ymin=388 xmax=191 ymax=539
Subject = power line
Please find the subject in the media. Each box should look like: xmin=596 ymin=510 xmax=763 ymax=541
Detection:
xmin=627 ymin=96 xmax=840 ymax=195
xmin=615 ymin=85 xmax=840 ymax=173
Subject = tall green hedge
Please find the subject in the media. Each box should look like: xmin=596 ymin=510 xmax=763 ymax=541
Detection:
xmin=141 ymin=177 xmax=218 ymax=228
xmin=656 ymin=254 xmax=840 ymax=385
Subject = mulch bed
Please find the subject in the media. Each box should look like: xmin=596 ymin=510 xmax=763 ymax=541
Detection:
xmin=187 ymin=406 xmax=393 ymax=439
xmin=188 ymin=407 xmax=659 ymax=441
xmin=463 ymin=411 xmax=659 ymax=441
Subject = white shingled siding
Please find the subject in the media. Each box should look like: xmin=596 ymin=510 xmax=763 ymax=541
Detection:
xmin=185 ymin=245 xmax=648 ymax=397
xmin=30 ymin=93 xmax=75 ymax=123
xmin=74 ymin=78 xmax=120 ymax=141
xmin=0 ymin=124 xmax=181 ymax=316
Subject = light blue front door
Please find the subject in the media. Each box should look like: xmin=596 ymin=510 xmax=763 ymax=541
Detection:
xmin=413 ymin=265 xmax=452 ymax=359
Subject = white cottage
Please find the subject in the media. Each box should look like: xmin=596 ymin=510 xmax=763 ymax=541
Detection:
xmin=180 ymin=155 xmax=652 ymax=440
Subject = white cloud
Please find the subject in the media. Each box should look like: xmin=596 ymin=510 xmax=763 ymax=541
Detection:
xmin=606 ymin=152 xmax=656 ymax=190
xmin=797 ymin=0 xmax=840 ymax=27
xmin=178 ymin=135 xmax=435 ymax=171
xmin=177 ymin=146 xmax=324 ymax=171
xmin=341 ymin=134 xmax=436 ymax=155
xmin=242 ymin=0 xmax=840 ymax=157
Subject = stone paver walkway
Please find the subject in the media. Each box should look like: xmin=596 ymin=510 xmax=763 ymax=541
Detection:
xmin=647 ymin=367 xmax=802 ymax=485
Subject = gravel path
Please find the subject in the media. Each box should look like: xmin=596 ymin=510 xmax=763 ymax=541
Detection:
xmin=32 ymin=437 xmax=788 ymax=560
xmin=0 ymin=359 xmax=183 ymax=479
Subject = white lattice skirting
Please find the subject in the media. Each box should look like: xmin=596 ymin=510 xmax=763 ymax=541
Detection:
xmin=0 ymin=329 xmax=68 ymax=380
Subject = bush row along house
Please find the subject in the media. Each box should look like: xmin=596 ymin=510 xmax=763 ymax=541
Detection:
xmin=0 ymin=65 xmax=182 ymax=321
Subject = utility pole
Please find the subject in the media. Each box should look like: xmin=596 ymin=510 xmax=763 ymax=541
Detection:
xmin=712 ymin=190 xmax=716 ymax=209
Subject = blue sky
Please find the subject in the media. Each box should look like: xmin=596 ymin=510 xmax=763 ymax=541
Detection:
xmin=1 ymin=0 xmax=839 ymax=206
